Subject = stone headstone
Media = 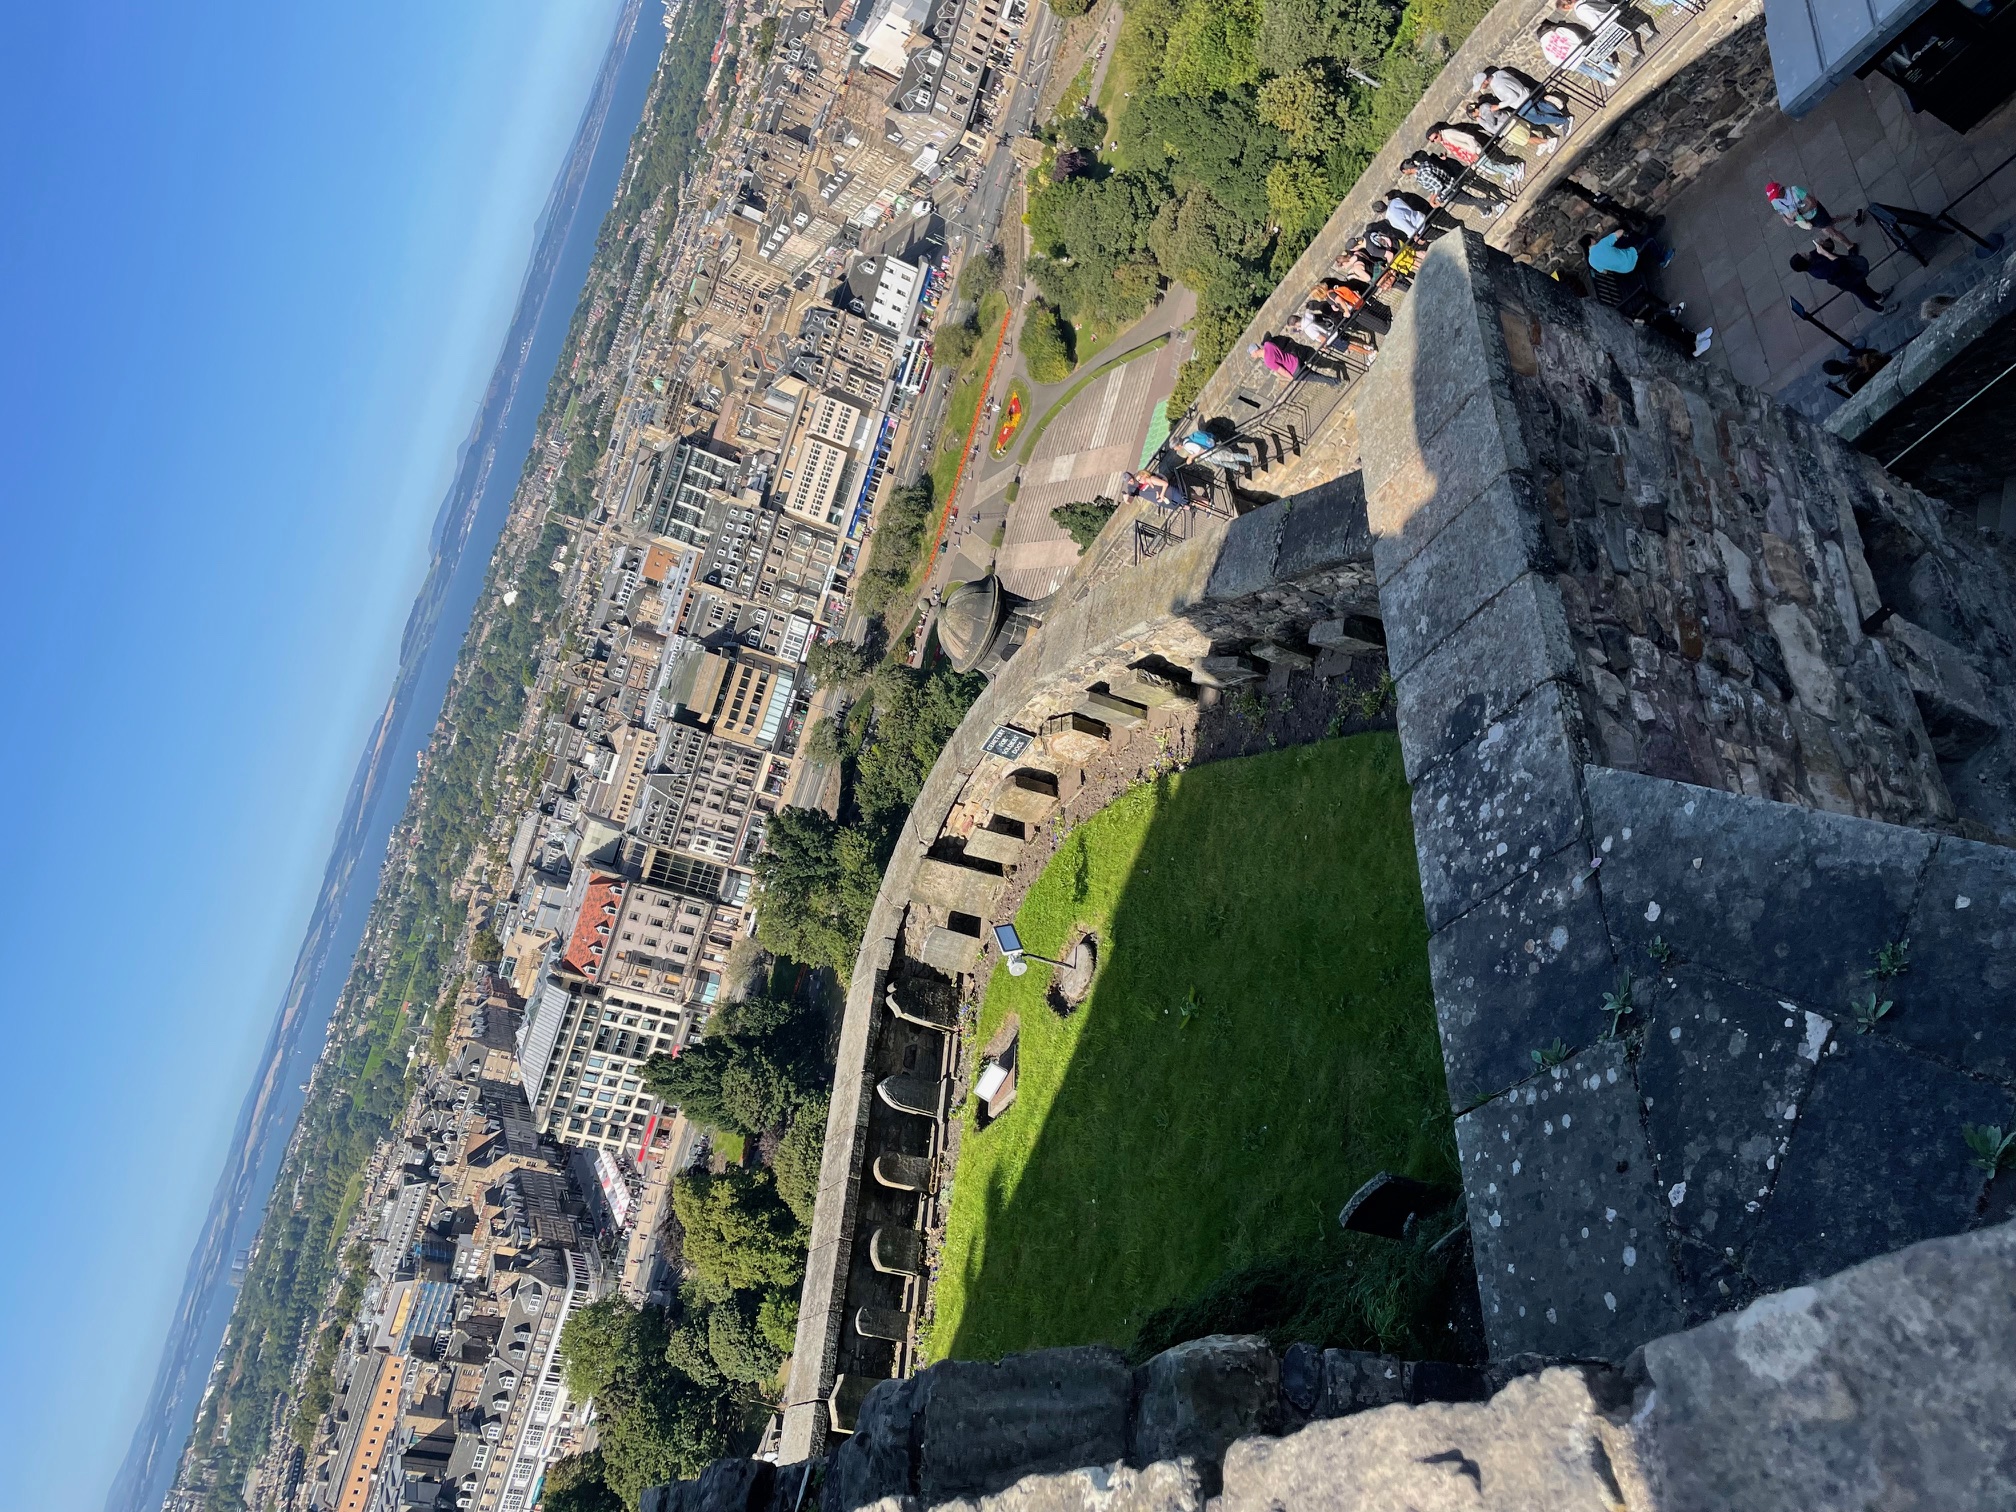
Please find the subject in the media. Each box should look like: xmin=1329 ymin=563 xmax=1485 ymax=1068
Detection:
xmin=963 ymin=826 xmax=1024 ymax=866
xmin=854 ymin=1306 xmax=912 ymax=1342
xmin=1308 ymin=618 xmax=1384 ymax=655
xmin=827 ymin=1372 xmax=883 ymax=1434
xmin=826 ymin=1374 xmax=917 ymax=1501
xmin=872 ymin=1152 xmax=934 ymax=1191
xmin=1250 ymin=641 xmax=1312 ymax=669
xmin=1081 ymin=690 xmax=1149 ymax=727
xmin=1110 ymin=668 xmax=1193 ymax=707
xmin=869 ymin=1226 xmax=924 ymax=1276
xmin=919 ymin=926 xmax=983 ymax=973
xmin=875 ymin=1074 xmax=941 ymax=1120
xmin=1193 ymin=655 xmax=1261 ymax=687
xmin=885 ymin=984 xmax=959 ymax=1031
xmin=1337 ymin=1171 xmax=1443 ymax=1239
xmin=1043 ymin=712 xmax=1111 ymax=764
xmin=992 ymin=769 xmax=1060 ymax=825
xmin=913 ymin=857 xmax=1006 ymax=918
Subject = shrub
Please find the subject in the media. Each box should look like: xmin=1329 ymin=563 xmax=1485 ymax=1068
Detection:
xmin=1021 ymin=301 xmax=1075 ymax=383
xmin=1050 ymin=496 xmax=1118 ymax=551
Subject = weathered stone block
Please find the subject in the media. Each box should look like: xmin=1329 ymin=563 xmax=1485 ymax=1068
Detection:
xmin=1633 ymin=971 xmax=1828 ymax=1299
xmin=1080 ymin=690 xmax=1148 ymax=727
xmin=957 ymin=1459 xmax=1206 ymax=1511
xmin=827 ymin=1374 xmax=921 ymax=1509
xmin=916 ymin=1347 xmax=1131 ymax=1504
xmin=1391 ymin=573 xmax=1577 ymax=780
xmin=1364 ymin=384 xmax=1529 ymax=584
xmin=1583 ymin=767 xmax=1934 ymax=1010
xmin=1043 ymin=712 xmax=1111 ymax=764
xmin=1203 ymin=499 xmax=1288 ymax=602
xmin=1893 ymin=837 xmax=2016 ymax=1080
xmin=1637 ymin=1220 xmax=2016 ymax=1512
xmin=919 ymin=926 xmax=983 ymax=973
xmin=1129 ymin=1335 xmax=1281 ymax=1470
xmin=1192 ymin=655 xmax=1260 ymax=687
xmin=872 ymin=1152 xmax=934 ymax=1191
xmin=855 ymin=1306 xmax=911 ymax=1342
xmin=1458 ymin=1040 xmax=1684 ymax=1361
xmin=875 ymin=1076 xmax=940 ymax=1121
xmin=1306 ymin=618 xmax=1382 ymax=654
xmin=1379 ymin=473 xmax=1551 ymax=680
xmin=1318 ymin=1350 xmax=1409 ymax=1417
xmin=962 ymin=827 xmax=1024 ymax=867
xmin=1427 ymin=844 xmax=1616 ymax=1104
xmin=1272 ymin=471 xmax=1374 ymax=580
xmin=1410 ymin=681 xmax=1587 ymax=932
xmin=1217 ymin=1367 xmax=1645 ymax=1511
xmin=1250 ymin=641 xmax=1312 ymax=669
xmin=992 ymin=770 xmax=1059 ymax=827
xmin=1744 ymin=1032 xmax=2014 ymax=1292
xmin=1108 ymin=669 xmax=1190 ymax=707
xmin=913 ymin=857 xmax=1007 ymax=919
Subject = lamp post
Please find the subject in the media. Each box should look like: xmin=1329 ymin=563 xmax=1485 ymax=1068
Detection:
xmin=992 ymin=922 xmax=1072 ymax=977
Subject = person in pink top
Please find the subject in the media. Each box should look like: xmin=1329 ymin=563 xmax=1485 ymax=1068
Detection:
xmin=1765 ymin=180 xmax=1858 ymax=251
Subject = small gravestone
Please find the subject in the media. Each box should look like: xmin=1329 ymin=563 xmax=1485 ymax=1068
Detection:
xmin=963 ymin=826 xmax=1023 ymax=867
xmin=885 ymin=984 xmax=959 ymax=1031
xmin=870 ymin=1226 xmax=925 ymax=1276
xmin=992 ymin=769 xmax=1060 ymax=825
xmin=1338 ymin=1171 xmax=1444 ymax=1239
xmin=877 ymin=1073 xmax=942 ymax=1120
xmin=1194 ymin=655 xmax=1260 ymax=687
xmin=1251 ymin=640 xmax=1313 ymax=670
xmin=855 ymin=1306 xmax=912 ymax=1342
xmin=1081 ymin=690 xmax=1148 ymax=727
xmin=827 ymin=1373 xmax=879 ymax=1432
xmin=919 ymin=926 xmax=982 ymax=973
xmin=873 ymin=1152 xmax=934 ymax=1191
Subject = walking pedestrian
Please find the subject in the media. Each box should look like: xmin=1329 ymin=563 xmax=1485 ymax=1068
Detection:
xmin=1552 ymin=0 xmax=1650 ymax=53
xmin=1428 ymin=123 xmax=1529 ymax=190
xmin=1251 ymin=338 xmax=1300 ymax=380
xmin=1473 ymin=68 xmax=1576 ymax=133
xmin=1537 ymin=21 xmax=1621 ymax=85
xmin=1790 ymin=248 xmax=1887 ymax=311
xmin=1399 ymin=151 xmax=1507 ymax=216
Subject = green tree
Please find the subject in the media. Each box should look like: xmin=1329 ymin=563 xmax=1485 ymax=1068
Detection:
xmin=957 ymin=243 xmax=1005 ymax=303
xmin=559 ymin=1295 xmax=659 ymax=1403
xmin=595 ymin=1379 xmax=731 ymax=1506
xmin=1160 ymin=0 xmax=1263 ymax=95
xmin=805 ymin=636 xmax=875 ymax=689
xmin=707 ymin=1298 xmax=785 ymax=1385
xmin=672 ymin=1167 xmax=808 ymax=1294
xmin=772 ymin=1093 xmax=829 ymax=1224
xmin=758 ymin=1290 xmax=801 ymax=1354
xmin=665 ymin=1317 xmax=725 ymax=1387
xmin=1051 ymin=497 xmax=1118 ymax=551
xmin=755 ymin=15 xmax=777 ymax=61
xmin=1256 ymin=69 xmax=1339 ymax=150
xmin=543 ymin=1451 xmax=623 ymax=1512
xmin=1020 ymin=301 xmax=1075 ymax=383
xmin=934 ymin=317 xmax=979 ymax=369
xmin=1047 ymin=0 xmax=1095 ymax=14
xmin=470 ymin=927 xmax=504 ymax=963
xmin=1265 ymin=157 xmax=1336 ymax=234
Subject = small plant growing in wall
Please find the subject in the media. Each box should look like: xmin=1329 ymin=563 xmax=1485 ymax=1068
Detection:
xmin=1531 ymin=1037 xmax=1571 ymax=1069
xmin=1867 ymin=938 xmax=1911 ymax=980
xmin=1849 ymin=990 xmax=1893 ymax=1034
xmin=1647 ymin=936 xmax=1674 ymax=967
xmin=1962 ymin=1123 xmax=2016 ymax=1176
xmin=1601 ymin=970 xmax=1635 ymax=1039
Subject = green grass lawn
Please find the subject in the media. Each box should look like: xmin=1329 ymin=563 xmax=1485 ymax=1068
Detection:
xmin=929 ymin=734 xmax=1458 ymax=1364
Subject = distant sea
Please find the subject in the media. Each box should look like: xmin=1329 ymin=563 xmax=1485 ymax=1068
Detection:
xmin=106 ymin=5 xmax=665 ymax=1509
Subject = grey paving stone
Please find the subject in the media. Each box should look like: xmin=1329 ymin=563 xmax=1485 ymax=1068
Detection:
xmin=1745 ymin=1031 xmax=2015 ymax=1292
xmin=1391 ymin=573 xmax=1578 ymax=779
xmin=1379 ymin=473 xmax=1552 ymax=680
xmin=1583 ymin=767 xmax=1934 ymax=1009
xmin=1638 ymin=1220 xmax=2016 ymax=1512
xmin=1428 ymin=844 xmax=1618 ymax=1105
xmin=1634 ymin=970 xmax=1830 ymax=1284
xmin=1457 ymin=1040 xmax=1684 ymax=1361
xmin=1894 ymin=837 xmax=2016 ymax=1082
xmin=1411 ymin=682 xmax=1588 ymax=933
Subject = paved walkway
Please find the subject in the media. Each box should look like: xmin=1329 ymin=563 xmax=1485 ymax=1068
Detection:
xmin=1657 ymin=79 xmax=2016 ymax=418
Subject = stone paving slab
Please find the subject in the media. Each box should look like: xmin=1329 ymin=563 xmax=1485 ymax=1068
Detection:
xmin=1458 ymin=1040 xmax=1685 ymax=1358
xmin=1891 ymin=838 xmax=2016 ymax=1081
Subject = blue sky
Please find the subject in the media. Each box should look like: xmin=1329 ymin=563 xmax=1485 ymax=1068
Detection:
xmin=0 ymin=2 xmax=622 ymax=1504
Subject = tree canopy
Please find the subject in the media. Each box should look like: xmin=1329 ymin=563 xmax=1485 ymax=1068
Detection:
xmin=672 ymin=1167 xmax=808 ymax=1294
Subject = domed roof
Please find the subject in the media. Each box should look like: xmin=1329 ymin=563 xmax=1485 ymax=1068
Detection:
xmin=938 ymin=575 xmax=1005 ymax=673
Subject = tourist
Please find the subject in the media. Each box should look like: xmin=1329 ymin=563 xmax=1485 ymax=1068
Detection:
xmin=1765 ymin=180 xmax=1833 ymax=230
xmin=1470 ymin=97 xmax=1562 ymax=156
xmin=1427 ymin=122 xmax=1528 ymax=190
xmin=1372 ymin=191 xmax=1446 ymax=241
xmin=1537 ymin=21 xmax=1622 ymax=85
xmin=1251 ymin=338 xmax=1300 ymax=380
xmin=1822 ymin=347 xmax=1891 ymax=394
xmin=1473 ymin=67 xmax=1576 ymax=133
xmin=1790 ymin=248 xmax=1887 ymax=311
xmin=1581 ymin=227 xmax=1672 ymax=275
xmin=1552 ymin=0 xmax=1651 ymax=55
xmin=1399 ymin=151 xmax=1507 ymax=216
